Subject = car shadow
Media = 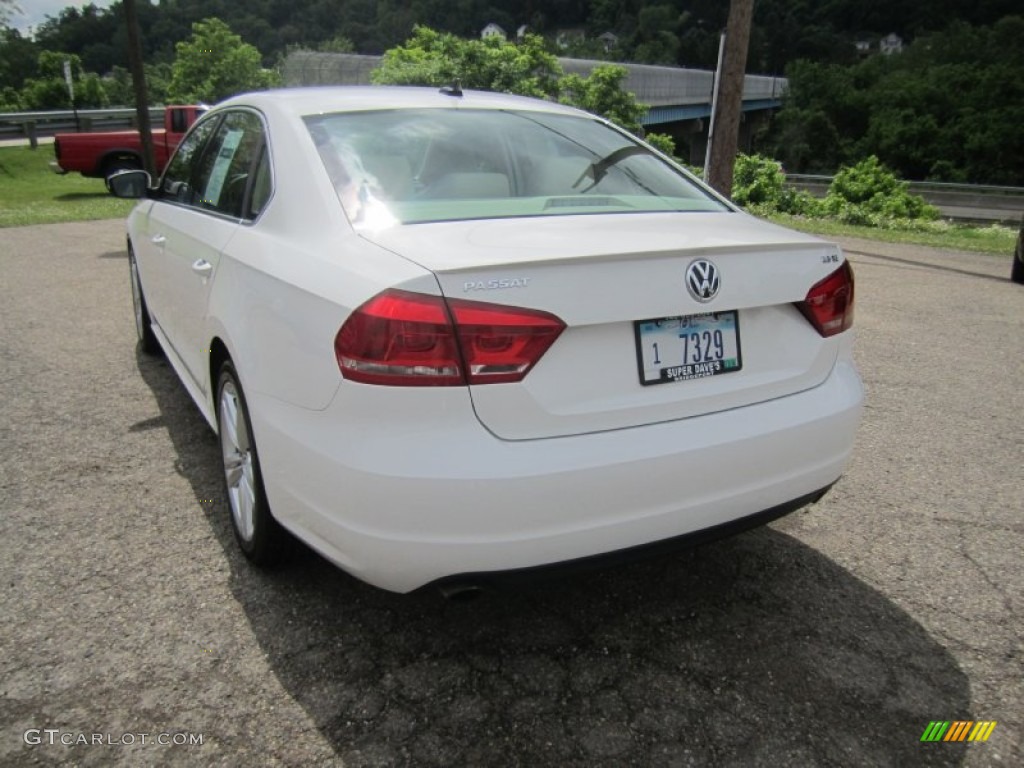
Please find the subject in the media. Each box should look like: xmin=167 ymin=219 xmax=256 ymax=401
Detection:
xmin=135 ymin=347 xmax=970 ymax=767
xmin=55 ymin=192 xmax=114 ymax=201
xmin=847 ymin=248 xmax=1011 ymax=283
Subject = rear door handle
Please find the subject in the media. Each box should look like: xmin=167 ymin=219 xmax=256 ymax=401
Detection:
xmin=151 ymin=233 xmax=166 ymax=246
xmin=191 ymin=259 xmax=213 ymax=278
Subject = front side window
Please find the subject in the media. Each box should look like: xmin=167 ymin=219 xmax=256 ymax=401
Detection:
xmin=161 ymin=110 xmax=268 ymax=220
xmin=304 ymin=108 xmax=727 ymax=227
xmin=161 ymin=114 xmax=221 ymax=205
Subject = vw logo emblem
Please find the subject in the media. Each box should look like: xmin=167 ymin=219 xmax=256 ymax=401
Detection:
xmin=686 ymin=259 xmax=721 ymax=302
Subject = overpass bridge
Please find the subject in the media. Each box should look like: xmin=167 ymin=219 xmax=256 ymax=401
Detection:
xmin=559 ymin=57 xmax=784 ymax=126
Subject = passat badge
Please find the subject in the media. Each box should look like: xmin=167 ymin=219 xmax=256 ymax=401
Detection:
xmin=463 ymin=277 xmax=531 ymax=292
xmin=686 ymin=259 xmax=720 ymax=302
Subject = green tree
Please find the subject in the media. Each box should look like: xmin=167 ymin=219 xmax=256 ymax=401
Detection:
xmin=731 ymin=154 xmax=786 ymax=207
xmin=0 ymin=27 xmax=38 ymax=94
xmin=730 ymin=153 xmax=819 ymax=215
xmin=630 ymin=4 xmax=685 ymax=65
xmin=0 ymin=84 xmax=19 ymax=109
xmin=823 ymin=155 xmax=938 ymax=223
xmin=371 ymin=25 xmax=561 ymax=99
xmin=167 ymin=17 xmax=279 ymax=103
xmin=559 ymin=64 xmax=646 ymax=135
xmin=768 ymin=17 xmax=1024 ymax=184
xmin=3 ymin=0 xmax=1021 ymax=86
xmin=644 ymin=132 xmax=678 ymax=160
xmin=33 ymin=3 xmax=123 ymax=74
xmin=766 ymin=57 xmax=873 ymax=174
xmin=18 ymin=51 xmax=107 ymax=109
xmin=101 ymin=61 xmax=171 ymax=107
xmin=374 ymin=28 xmax=654 ymax=136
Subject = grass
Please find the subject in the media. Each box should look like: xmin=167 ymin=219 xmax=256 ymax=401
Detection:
xmin=0 ymin=145 xmax=134 ymax=228
xmin=1 ymin=144 xmax=1018 ymax=258
xmin=767 ymin=212 xmax=1018 ymax=256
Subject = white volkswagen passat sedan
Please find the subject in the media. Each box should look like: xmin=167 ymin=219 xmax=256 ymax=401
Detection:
xmin=111 ymin=86 xmax=862 ymax=593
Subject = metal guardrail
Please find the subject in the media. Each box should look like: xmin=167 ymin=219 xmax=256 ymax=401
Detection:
xmin=786 ymin=174 xmax=1024 ymax=198
xmin=0 ymin=107 xmax=167 ymax=138
xmin=785 ymin=173 xmax=1024 ymax=224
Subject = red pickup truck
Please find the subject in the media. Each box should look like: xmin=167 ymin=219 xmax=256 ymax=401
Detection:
xmin=52 ymin=105 xmax=206 ymax=184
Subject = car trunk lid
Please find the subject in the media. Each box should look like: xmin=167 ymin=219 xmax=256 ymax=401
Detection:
xmin=362 ymin=211 xmax=847 ymax=440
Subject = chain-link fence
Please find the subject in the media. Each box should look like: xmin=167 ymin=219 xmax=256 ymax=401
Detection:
xmin=281 ymin=52 xmax=383 ymax=87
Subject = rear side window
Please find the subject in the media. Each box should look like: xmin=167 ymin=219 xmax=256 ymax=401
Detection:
xmin=247 ymin=148 xmax=272 ymax=219
xmin=169 ymin=108 xmax=187 ymax=133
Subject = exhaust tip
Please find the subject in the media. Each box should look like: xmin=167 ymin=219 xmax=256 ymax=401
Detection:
xmin=438 ymin=582 xmax=484 ymax=601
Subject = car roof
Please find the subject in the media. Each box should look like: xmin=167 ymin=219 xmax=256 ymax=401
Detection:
xmin=215 ymin=85 xmax=592 ymax=120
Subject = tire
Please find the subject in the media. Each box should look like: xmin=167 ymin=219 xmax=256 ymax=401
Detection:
xmin=216 ymin=360 xmax=288 ymax=565
xmin=1013 ymin=252 xmax=1024 ymax=285
xmin=128 ymin=245 xmax=160 ymax=355
xmin=1012 ymin=228 xmax=1024 ymax=284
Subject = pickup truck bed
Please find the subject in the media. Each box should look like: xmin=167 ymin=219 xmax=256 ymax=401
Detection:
xmin=52 ymin=105 xmax=205 ymax=183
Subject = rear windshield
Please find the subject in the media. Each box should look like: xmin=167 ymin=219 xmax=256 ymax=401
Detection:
xmin=303 ymin=108 xmax=727 ymax=228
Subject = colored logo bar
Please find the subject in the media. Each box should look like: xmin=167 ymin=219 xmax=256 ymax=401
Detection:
xmin=921 ymin=721 xmax=997 ymax=742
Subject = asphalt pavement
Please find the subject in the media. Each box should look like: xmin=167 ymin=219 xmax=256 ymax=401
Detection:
xmin=1 ymin=220 xmax=1021 ymax=767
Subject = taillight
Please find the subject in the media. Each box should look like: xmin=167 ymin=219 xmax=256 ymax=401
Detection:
xmin=335 ymin=289 xmax=565 ymax=386
xmin=796 ymin=261 xmax=854 ymax=337
xmin=450 ymin=298 xmax=566 ymax=384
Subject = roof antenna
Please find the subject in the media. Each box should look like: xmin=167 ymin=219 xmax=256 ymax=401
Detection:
xmin=440 ymin=79 xmax=463 ymax=97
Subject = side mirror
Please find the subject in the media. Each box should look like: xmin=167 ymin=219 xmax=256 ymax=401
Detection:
xmin=108 ymin=169 xmax=152 ymax=199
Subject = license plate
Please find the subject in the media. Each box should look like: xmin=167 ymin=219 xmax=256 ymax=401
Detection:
xmin=635 ymin=311 xmax=742 ymax=386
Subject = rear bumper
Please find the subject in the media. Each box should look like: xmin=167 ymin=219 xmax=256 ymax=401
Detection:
xmin=252 ymin=360 xmax=863 ymax=593
xmin=430 ymin=483 xmax=835 ymax=594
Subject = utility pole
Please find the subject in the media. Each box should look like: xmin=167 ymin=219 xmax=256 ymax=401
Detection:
xmin=706 ymin=0 xmax=754 ymax=197
xmin=123 ymin=0 xmax=155 ymax=177
xmin=703 ymin=32 xmax=726 ymax=183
